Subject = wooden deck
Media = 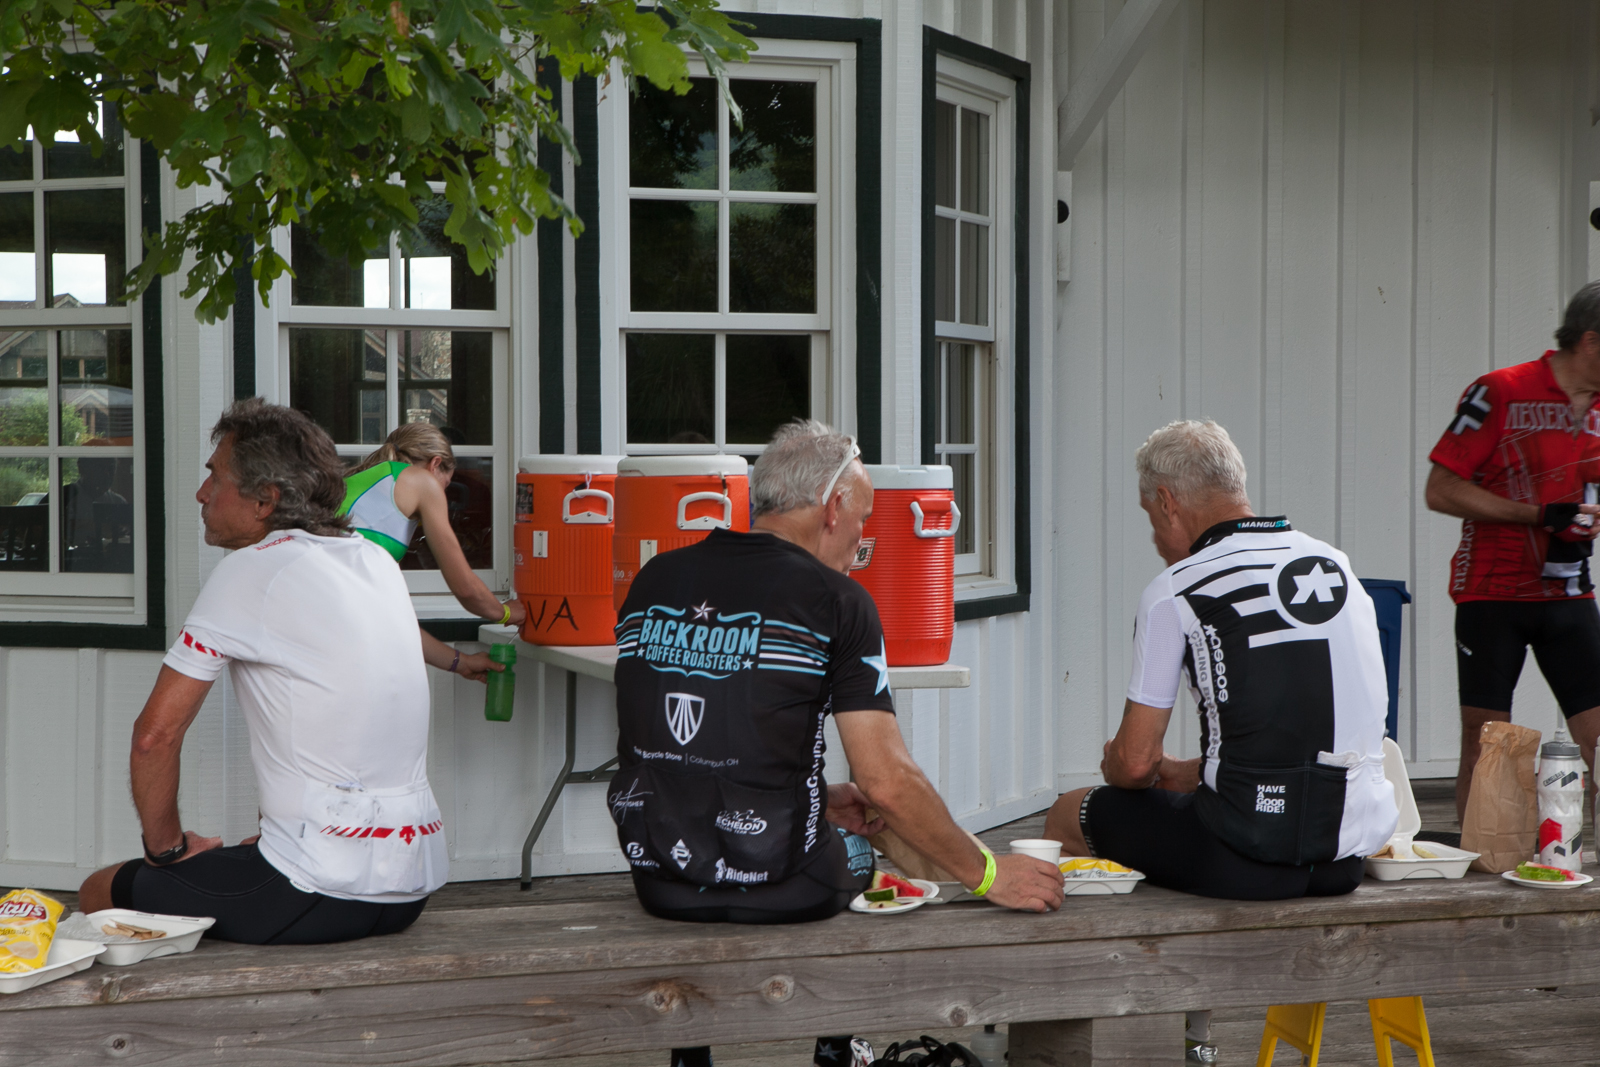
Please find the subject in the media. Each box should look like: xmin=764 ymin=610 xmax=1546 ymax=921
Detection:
xmin=5 ymin=781 xmax=1598 ymax=1066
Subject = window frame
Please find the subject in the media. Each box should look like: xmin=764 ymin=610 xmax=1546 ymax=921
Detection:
xmin=0 ymin=126 xmax=161 ymax=630
xmin=922 ymin=30 xmax=1032 ymax=620
xmin=269 ymin=204 xmax=516 ymax=608
xmin=601 ymin=36 xmax=859 ymax=458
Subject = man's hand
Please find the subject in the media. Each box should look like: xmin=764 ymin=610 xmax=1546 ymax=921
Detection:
xmin=1541 ymin=502 xmax=1600 ymax=542
xmin=979 ymin=854 xmax=1065 ymax=912
xmin=158 ymin=830 xmax=224 ymax=865
xmin=1155 ymin=754 xmax=1201 ymax=793
xmin=825 ymin=783 xmax=885 ymax=836
xmin=453 ymin=651 xmax=501 ymax=684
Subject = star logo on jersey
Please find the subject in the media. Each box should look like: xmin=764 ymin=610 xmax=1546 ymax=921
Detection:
xmin=691 ymin=600 xmax=715 ymax=620
xmin=1449 ymin=383 xmax=1491 ymax=435
xmin=861 ymin=640 xmax=891 ymax=696
xmin=664 ymin=692 xmax=706 ymax=746
xmin=1276 ymin=556 xmax=1350 ymax=625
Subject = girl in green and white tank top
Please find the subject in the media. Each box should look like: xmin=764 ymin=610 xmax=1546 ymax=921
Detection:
xmin=340 ymin=424 xmax=526 ymax=633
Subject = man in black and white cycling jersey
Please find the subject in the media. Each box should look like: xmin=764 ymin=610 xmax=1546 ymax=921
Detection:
xmin=1044 ymin=420 xmax=1400 ymax=1062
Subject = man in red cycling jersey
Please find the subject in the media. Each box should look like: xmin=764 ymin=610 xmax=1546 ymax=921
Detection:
xmin=1427 ymin=282 xmax=1600 ymax=820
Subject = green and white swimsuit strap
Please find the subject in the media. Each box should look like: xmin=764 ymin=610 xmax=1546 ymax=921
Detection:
xmin=338 ymin=461 xmax=418 ymax=561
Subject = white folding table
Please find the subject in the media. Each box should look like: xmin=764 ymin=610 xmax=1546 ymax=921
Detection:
xmin=478 ymin=627 xmax=972 ymax=888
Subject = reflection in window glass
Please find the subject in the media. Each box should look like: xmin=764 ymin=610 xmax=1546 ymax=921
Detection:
xmin=960 ymin=109 xmax=989 ymax=216
xmin=948 ymin=452 xmax=975 ymax=555
xmin=0 ymin=331 xmax=47 ymax=447
xmin=937 ymin=341 xmax=981 ymax=558
xmin=0 ymin=136 xmax=31 ymax=182
xmin=945 ymin=343 xmax=975 ymax=445
xmin=729 ymin=203 xmax=815 ymax=314
xmin=59 ymin=329 xmax=134 ymax=446
xmin=290 ymin=225 xmax=367 ymax=307
xmin=362 ymin=258 xmax=390 ymax=308
xmin=935 ymin=102 xmax=956 ymax=209
xmin=725 ymin=335 xmax=809 ymax=444
xmin=934 ymin=218 xmax=955 ymax=322
xmin=630 ymin=200 xmax=717 ymax=312
xmin=399 ymin=330 xmax=493 ymax=445
xmin=60 ymin=454 xmax=134 ymax=573
xmin=0 ymin=193 xmax=34 ymax=307
xmin=400 ymin=455 xmax=493 ymax=571
xmin=630 ymin=78 xmax=718 ymax=190
xmin=959 ymin=221 xmax=988 ymax=327
xmin=402 ymin=196 xmax=495 ymax=310
xmin=47 ymin=189 xmax=125 ymax=307
xmin=729 ymin=81 xmax=815 ymax=193
xmin=44 ymin=102 xmax=125 ymax=180
xmin=626 ymin=333 xmax=714 ymax=443
xmin=0 ymin=457 xmax=49 ymax=571
xmin=289 ymin=329 xmax=388 ymax=445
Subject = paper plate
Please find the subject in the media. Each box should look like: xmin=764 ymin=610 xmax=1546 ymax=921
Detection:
xmin=1500 ymin=869 xmax=1593 ymax=890
xmin=849 ymin=878 xmax=941 ymax=915
xmin=0 ymin=938 xmax=105 ymax=995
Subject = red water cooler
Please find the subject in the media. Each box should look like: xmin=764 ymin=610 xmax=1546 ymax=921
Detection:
xmin=514 ymin=455 xmax=621 ymax=645
xmin=612 ymin=455 xmax=750 ymax=609
xmin=851 ymin=464 xmax=960 ymax=665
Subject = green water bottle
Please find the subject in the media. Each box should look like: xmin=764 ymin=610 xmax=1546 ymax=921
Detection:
xmin=484 ymin=642 xmax=516 ymax=721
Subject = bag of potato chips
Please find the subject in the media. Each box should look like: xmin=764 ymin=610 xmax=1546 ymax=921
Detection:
xmin=0 ymin=889 xmax=64 ymax=973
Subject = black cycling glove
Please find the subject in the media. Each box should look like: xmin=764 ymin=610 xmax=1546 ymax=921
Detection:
xmin=1541 ymin=503 xmax=1594 ymax=542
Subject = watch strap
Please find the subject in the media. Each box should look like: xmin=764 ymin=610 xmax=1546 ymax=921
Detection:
xmin=142 ymin=834 xmax=188 ymax=867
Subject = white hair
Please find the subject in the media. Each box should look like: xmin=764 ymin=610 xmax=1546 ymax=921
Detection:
xmin=1135 ymin=419 xmax=1249 ymax=504
xmin=751 ymin=419 xmax=857 ymax=518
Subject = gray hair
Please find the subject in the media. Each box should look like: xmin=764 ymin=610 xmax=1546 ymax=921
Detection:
xmin=751 ymin=419 xmax=858 ymax=518
xmin=1556 ymin=281 xmax=1600 ymax=350
xmin=1135 ymin=419 xmax=1249 ymax=504
xmin=211 ymin=398 xmax=351 ymax=537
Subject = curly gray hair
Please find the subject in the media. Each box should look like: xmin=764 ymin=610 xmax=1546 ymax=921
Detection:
xmin=751 ymin=419 xmax=860 ymax=518
xmin=1135 ymin=419 xmax=1249 ymax=505
xmin=210 ymin=398 xmax=351 ymax=537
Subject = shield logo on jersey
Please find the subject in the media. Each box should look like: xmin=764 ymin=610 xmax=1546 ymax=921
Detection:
xmin=1276 ymin=556 xmax=1349 ymax=625
xmin=665 ymin=692 xmax=706 ymax=746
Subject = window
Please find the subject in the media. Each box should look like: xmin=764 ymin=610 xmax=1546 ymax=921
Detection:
xmin=933 ymin=80 xmax=1004 ymax=579
xmin=276 ymin=200 xmax=510 ymax=606
xmin=616 ymin=48 xmax=845 ymax=455
xmin=0 ymin=110 xmax=147 ymax=616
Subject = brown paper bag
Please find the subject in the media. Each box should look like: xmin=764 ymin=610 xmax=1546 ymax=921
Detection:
xmin=867 ymin=825 xmax=990 ymax=883
xmin=1461 ymin=720 xmax=1542 ymax=873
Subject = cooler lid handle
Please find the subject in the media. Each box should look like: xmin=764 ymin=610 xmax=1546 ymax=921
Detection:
xmin=911 ymin=498 xmax=961 ymax=539
xmin=563 ymin=488 xmax=614 ymax=524
xmin=677 ymin=492 xmax=733 ymax=531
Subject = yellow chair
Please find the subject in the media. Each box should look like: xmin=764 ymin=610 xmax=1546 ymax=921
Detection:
xmin=1256 ymin=997 xmax=1434 ymax=1067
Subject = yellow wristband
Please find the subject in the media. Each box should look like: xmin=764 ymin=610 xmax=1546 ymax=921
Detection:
xmin=971 ymin=849 xmax=997 ymax=897
xmin=499 ymin=602 xmax=512 ymax=626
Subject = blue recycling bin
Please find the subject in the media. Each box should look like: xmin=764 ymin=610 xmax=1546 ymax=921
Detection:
xmin=1359 ymin=578 xmax=1411 ymax=740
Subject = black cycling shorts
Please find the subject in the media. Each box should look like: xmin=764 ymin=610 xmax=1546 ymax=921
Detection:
xmin=111 ymin=843 xmax=428 ymax=945
xmin=632 ymin=825 xmax=875 ymax=924
xmin=1455 ymin=599 xmax=1600 ymax=716
xmin=1080 ymin=786 xmax=1363 ymax=901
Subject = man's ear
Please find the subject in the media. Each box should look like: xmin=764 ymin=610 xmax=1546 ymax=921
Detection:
xmin=1155 ymin=485 xmax=1180 ymax=523
xmin=255 ymin=483 xmax=282 ymax=517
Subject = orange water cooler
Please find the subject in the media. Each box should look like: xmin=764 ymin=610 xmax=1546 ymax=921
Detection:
xmin=613 ymin=455 xmax=750 ymax=609
xmin=850 ymin=464 xmax=960 ymax=665
xmin=514 ymin=455 xmax=622 ymax=645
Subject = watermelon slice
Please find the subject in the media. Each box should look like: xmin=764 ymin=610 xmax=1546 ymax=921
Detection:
xmin=862 ymin=887 xmax=897 ymax=903
xmin=869 ymin=871 xmax=924 ymax=898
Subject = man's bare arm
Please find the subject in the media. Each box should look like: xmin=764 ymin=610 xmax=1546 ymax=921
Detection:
xmin=1424 ymin=463 xmax=1543 ymax=523
xmin=1101 ymin=700 xmax=1176 ymax=788
xmin=837 ymin=710 xmax=1063 ymax=912
xmin=130 ymin=666 xmax=222 ymax=860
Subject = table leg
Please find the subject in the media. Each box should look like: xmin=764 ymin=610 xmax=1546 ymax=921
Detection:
xmin=521 ymin=669 xmax=578 ymax=889
xmin=1009 ymin=1016 xmax=1186 ymax=1067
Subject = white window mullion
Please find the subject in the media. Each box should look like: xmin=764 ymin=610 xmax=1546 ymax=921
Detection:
xmin=714 ymin=332 xmax=727 ymax=448
xmin=33 ymin=186 xmax=45 ymax=310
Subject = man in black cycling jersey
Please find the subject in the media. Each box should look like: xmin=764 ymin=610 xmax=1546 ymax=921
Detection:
xmin=1043 ymin=419 xmax=1399 ymax=1064
xmin=611 ymin=419 xmax=1063 ymax=1067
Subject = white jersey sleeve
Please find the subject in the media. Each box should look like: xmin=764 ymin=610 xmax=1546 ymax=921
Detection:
xmin=162 ymin=542 xmax=279 ymax=682
xmin=1126 ymin=576 xmax=1188 ymax=709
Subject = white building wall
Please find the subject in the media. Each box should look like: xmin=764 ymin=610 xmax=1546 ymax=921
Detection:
xmin=5 ymin=0 xmax=1596 ymax=890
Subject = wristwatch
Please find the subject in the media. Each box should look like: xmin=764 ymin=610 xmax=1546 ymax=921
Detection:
xmin=142 ymin=834 xmax=188 ymax=867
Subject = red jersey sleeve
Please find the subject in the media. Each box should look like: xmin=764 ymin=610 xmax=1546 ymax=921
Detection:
xmin=1429 ymin=376 xmax=1501 ymax=480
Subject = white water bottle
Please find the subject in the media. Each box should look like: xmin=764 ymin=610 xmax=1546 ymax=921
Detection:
xmin=969 ymin=1025 xmax=1007 ymax=1067
xmin=1537 ymin=726 xmax=1585 ymax=871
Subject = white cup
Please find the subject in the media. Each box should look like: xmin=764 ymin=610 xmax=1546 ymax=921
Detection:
xmin=1010 ymin=838 xmax=1063 ymax=864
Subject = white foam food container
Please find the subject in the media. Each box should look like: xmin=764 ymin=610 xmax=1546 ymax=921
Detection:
xmin=81 ymin=909 xmax=215 ymax=965
xmin=1364 ymin=737 xmax=1478 ymax=880
xmin=1063 ymin=872 xmax=1145 ymax=896
xmin=0 ymin=938 xmax=105 ymax=995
